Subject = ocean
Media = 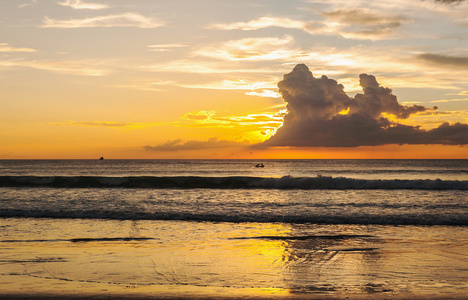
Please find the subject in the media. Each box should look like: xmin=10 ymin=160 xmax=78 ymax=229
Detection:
xmin=0 ymin=159 xmax=467 ymax=299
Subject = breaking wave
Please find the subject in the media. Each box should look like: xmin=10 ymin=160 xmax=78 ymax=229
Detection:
xmin=0 ymin=208 xmax=466 ymax=226
xmin=1 ymin=175 xmax=467 ymax=190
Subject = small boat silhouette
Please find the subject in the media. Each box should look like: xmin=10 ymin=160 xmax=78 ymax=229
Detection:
xmin=255 ymin=163 xmax=264 ymax=168
xmin=99 ymin=157 xmax=104 ymax=160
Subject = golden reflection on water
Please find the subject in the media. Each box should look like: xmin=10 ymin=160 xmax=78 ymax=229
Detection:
xmin=1 ymin=219 xmax=467 ymax=298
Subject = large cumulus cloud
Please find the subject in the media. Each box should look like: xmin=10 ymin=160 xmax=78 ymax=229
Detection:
xmin=260 ymin=64 xmax=468 ymax=147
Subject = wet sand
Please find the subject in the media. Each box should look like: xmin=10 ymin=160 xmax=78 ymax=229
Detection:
xmin=1 ymin=219 xmax=467 ymax=299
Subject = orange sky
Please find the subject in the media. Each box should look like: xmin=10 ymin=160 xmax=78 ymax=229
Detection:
xmin=1 ymin=0 xmax=468 ymax=159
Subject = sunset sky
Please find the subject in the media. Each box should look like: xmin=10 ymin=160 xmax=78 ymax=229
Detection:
xmin=1 ymin=0 xmax=468 ymax=159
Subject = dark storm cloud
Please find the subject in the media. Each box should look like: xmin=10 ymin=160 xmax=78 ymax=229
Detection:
xmin=260 ymin=64 xmax=468 ymax=148
xmin=417 ymin=53 xmax=468 ymax=68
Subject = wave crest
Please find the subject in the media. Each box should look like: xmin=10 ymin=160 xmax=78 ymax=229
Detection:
xmin=1 ymin=175 xmax=467 ymax=190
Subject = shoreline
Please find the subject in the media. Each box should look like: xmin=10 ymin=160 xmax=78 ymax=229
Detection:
xmin=1 ymin=293 xmax=466 ymax=300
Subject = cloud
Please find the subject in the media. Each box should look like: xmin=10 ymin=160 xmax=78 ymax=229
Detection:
xmin=114 ymin=80 xmax=177 ymax=91
xmin=0 ymin=59 xmax=109 ymax=76
xmin=180 ymin=79 xmax=277 ymax=90
xmin=416 ymin=53 xmax=468 ymax=68
xmin=208 ymin=16 xmax=322 ymax=33
xmin=0 ymin=43 xmax=37 ymax=53
xmin=42 ymin=13 xmax=163 ymax=28
xmin=179 ymin=111 xmax=283 ymax=132
xmin=260 ymin=64 xmax=468 ymax=147
xmin=351 ymin=73 xmax=428 ymax=119
xmin=322 ymin=9 xmax=404 ymax=27
xmin=214 ymin=114 xmax=284 ymax=126
xmin=194 ymin=35 xmax=298 ymax=61
xmin=143 ymin=59 xmax=277 ymax=74
xmin=245 ymin=90 xmax=282 ymax=98
xmin=433 ymin=0 xmax=467 ymax=4
xmin=18 ymin=0 xmax=38 ymax=8
xmin=209 ymin=10 xmax=407 ymax=40
xmin=322 ymin=9 xmax=407 ymax=39
xmin=182 ymin=111 xmax=216 ymax=121
xmin=144 ymin=137 xmax=250 ymax=152
xmin=58 ymin=0 xmax=109 ymax=10
xmin=431 ymin=98 xmax=468 ymax=103
xmin=147 ymin=43 xmax=188 ymax=52
xmin=191 ymin=36 xmax=358 ymax=68
xmin=44 ymin=121 xmax=163 ymax=129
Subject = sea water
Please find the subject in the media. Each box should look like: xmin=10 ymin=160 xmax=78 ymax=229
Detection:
xmin=0 ymin=159 xmax=467 ymax=299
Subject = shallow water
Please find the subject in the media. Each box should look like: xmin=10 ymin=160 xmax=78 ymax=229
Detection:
xmin=0 ymin=187 xmax=467 ymax=225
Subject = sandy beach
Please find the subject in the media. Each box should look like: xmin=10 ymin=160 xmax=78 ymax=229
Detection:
xmin=1 ymin=218 xmax=467 ymax=299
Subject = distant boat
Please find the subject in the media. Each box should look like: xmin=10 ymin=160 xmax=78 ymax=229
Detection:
xmin=255 ymin=163 xmax=264 ymax=168
xmin=99 ymin=157 xmax=104 ymax=160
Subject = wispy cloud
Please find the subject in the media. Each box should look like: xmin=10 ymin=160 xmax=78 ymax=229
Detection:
xmin=42 ymin=13 xmax=164 ymax=28
xmin=114 ymin=80 xmax=177 ymax=92
xmin=433 ymin=0 xmax=467 ymax=4
xmin=180 ymin=110 xmax=283 ymax=129
xmin=18 ymin=0 xmax=38 ymax=8
xmin=144 ymin=137 xmax=250 ymax=152
xmin=0 ymin=43 xmax=37 ymax=53
xmin=214 ymin=114 xmax=284 ymax=126
xmin=58 ymin=0 xmax=109 ymax=10
xmin=322 ymin=9 xmax=405 ymax=26
xmin=209 ymin=17 xmax=326 ymax=35
xmin=147 ymin=43 xmax=188 ymax=52
xmin=431 ymin=98 xmax=468 ymax=103
xmin=416 ymin=53 xmax=468 ymax=68
xmin=208 ymin=16 xmax=320 ymax=32
xmin=0 ymin=59 xmax=109 ymax=76
xmin=143 ymin=45 xmax=467 ymax=92
xmin=143 ymin=59 xmax=280 ymax=74
xmin=245 ymin=90 xmax=282 ymax=98
xmin=194 ymin=35 xmax=299 ymax=61
xmin=182 ymin=111 xmax=216 ymax=121
xmin=178 ymin=79 xmax=280 ymax=97
xmin=180 ymin=79 xmax=277 ymax=90
xmin=209 ymin=10 xmax=408 ymax=40
xmin=44 ymin=121 xmax=163 ymax=129
xmin=322 ymin=8 xmax=408 ymax=40
xmin=191 ymin=36 xmax=362 ymax=71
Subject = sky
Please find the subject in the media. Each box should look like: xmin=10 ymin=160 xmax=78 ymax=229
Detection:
xmin=1 ymin=0 xmax=468 ymax=159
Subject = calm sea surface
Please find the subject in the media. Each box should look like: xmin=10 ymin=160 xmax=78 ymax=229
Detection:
xmin=0 ymin=159 xmax=467 ymax=299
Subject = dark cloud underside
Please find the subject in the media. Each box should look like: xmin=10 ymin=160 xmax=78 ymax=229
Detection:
xmin=433 ymin=0 xmax=467 ymax=4
xmin=417 ymin=53 xmax=468 ymax=68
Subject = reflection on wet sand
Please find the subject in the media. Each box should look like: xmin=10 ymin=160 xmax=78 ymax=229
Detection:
xmin=271 ymin=224 xmax=467 ymax=298
xmin=234 ymin=228 xmax=387 ymax=297
xmin=277 ymin=228 xmax=386 ymax=296
xmin=231 ymin=223 xmax=468 ymax=298
xmin=0 ymin=219 xmax=467 ymax=299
